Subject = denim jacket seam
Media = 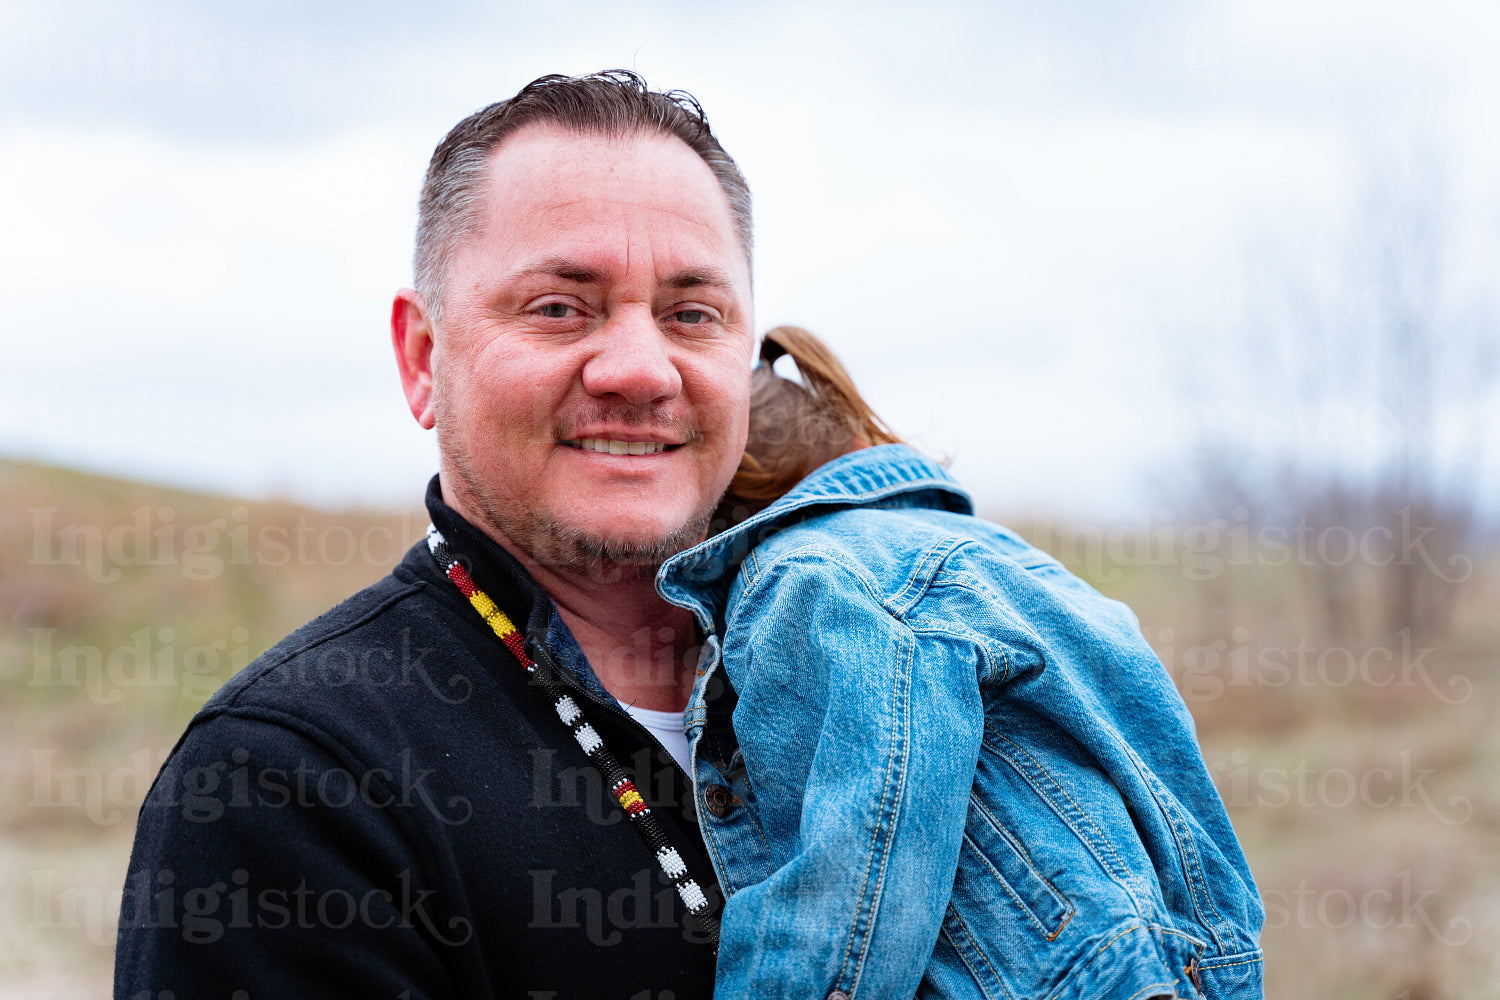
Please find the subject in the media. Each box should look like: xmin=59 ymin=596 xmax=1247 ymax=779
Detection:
xmin=837 ymin=621 xmax=916 ymax=994
xmin=1153 ymin=924 xmax=1210 ymax=952
xmin=959 ymin=829 xmax=1074 ymax=940
xmin=901 ymin=543 xmax=1015 ymax=685
xmin=1156 ymin=786 xmax=1231 ymax=951
xmin=1116 ymin=737 xmax=1232 ymax=951
xmin=1197 ymin=952 xmax=1263 ymax=969
xmin=699 ymin=811 xmax=735 ymax=893
xmin=966 ymin=794 xmax=1074 ymax=935
xmin=1044 ymin=922 xmax=1174 ymax=1000
xmin=741 ymin=547 xmax=761 ymax=587
xmin=935 ymin=560 xmax=1049 ymax=664
xmin=907 ymin=620 xmax=1011 ymax=686
xmin=941 ymin=904 xmax=1016 ymax=1000
xmin=734 ymin=542 xmax=886 ymax=613
xmin=1170 ymin=797 xmax=1233 ymax=948
xmin=886 ymin=536 xmax=969 ymax=617
xmin=980 ymin=727 xmax=1138 ymax=901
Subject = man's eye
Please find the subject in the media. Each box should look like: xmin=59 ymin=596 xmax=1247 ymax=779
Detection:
xmin=673 ymin=309 xmax=710 ymax=324
xmin=536 ymin=302 xmax=575 ymax=319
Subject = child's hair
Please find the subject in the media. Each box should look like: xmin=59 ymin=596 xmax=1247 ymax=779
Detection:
xmin=722 ymin=326 xmax=902 ymax=515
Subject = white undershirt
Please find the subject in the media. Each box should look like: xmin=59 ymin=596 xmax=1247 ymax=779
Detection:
xmin=622 ymin=703 xmax=692 ymax=774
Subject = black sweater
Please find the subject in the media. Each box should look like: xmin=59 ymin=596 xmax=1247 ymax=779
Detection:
xmin=115 ymin=478 xmax=721 ymax=999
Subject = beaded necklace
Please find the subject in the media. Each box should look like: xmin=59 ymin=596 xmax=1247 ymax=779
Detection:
xmin=425 ymin=525 xmax=718 ymax=945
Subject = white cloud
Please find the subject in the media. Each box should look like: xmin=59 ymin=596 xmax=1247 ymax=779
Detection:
xmin=2 ymin=0 xmax=1498 ymax=517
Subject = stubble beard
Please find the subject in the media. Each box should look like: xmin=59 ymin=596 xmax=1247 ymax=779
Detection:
xmin=447 ymin=448 xmax=715 ymax=582
xmin=537 ymin=504 xmax=715 ymax=581
xmin=433 ymin=373 xmax=725 ymax=580
xmin=437 ymin=419 xmax=717 ymax=584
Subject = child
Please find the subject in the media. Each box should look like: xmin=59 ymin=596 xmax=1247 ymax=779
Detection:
xmin=657 ymin=327 xmax=1264 ymax=1000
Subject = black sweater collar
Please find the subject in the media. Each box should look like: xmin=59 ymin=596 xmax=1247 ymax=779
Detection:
xmin=420 ymin=474 xmax=611 ymax=704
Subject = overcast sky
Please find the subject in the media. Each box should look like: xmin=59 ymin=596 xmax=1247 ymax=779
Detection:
xmin=3 ymin=0 xmax=1498 ymax=521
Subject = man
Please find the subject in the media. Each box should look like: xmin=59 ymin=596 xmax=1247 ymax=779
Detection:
xmin=117 ymin=71 xmax=753 ymax=998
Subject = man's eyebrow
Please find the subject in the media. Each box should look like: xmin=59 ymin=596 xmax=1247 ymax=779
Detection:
xmin=663 ymin=266 xmax=736 ymax=291
xmin=509 ymin=259 xmax=738 ymax=292
xmin=513 ymin=257 xmax=608 ymax=284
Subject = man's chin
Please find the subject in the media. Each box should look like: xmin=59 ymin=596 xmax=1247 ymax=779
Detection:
xmin=554 ymin=518 xmax=709 ymax=579
xmin=445 ymin=454 xmax=713 ymax=582
xmin=503 ymin=511 xmax=712 ymax=582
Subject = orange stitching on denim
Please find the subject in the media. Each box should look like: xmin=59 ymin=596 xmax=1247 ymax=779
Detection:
xmin=888 ymin=537 xmax=965 ymax=616
xmin=968 ymin=795 xmax=1050 ymax=884
xmin=836 ymin=622 xmax=914 ymax=991
xmin=1198 ymin=955 xmax=1264 ymax=971
xmin=965 ymin=796 xmax=1074 ymax=938
xmin=982 ymin=727 xmax=1132 ymax=890
xmin=961 ymin=831 xmax=1068 ymax=938
xmin=945 ymin=904 xmax=1016 ymax=1000
xmin=1042 ymin=922 xmax=1165 ymax=1000
xmin=1118 ymin=736 xmax=1228 ymax=947
xmin=905 ymin=621 xmax=1006 ymax=685
xmin=1155 ymin=926 xmax=1208 ymax=947
xmin=1164 ymin=789 xmax=1228 ymax=946
xmin=1122 ymin=983 xmax=1177 ymax=1000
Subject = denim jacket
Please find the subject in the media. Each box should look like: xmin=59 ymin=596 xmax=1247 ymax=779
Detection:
xmin=658 ymin=445 xmax=1263 ymax=1000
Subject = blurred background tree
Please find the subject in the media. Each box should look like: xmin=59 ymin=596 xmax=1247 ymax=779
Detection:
xmin=1187 ymin=158 xmax=1497 ymax=646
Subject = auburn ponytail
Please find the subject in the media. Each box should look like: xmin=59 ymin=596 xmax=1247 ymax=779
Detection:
xmin=723 ymin=326 xmax=902 ymax=514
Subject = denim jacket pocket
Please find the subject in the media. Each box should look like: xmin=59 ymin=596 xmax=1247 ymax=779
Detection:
xmin=959 ymin=793 xmax=1074 ymax=940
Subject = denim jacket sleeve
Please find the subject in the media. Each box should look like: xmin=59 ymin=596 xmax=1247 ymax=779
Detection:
xmin=714 ymin=544 xmax=986 ymax=1000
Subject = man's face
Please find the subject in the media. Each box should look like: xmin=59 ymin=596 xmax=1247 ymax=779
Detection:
xmin=428 ymin=124 xmax=753 ymax=572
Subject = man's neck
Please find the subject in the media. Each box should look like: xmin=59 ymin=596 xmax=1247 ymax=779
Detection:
xmin=530 ymin=563 xmax=699 ymax=713
xmin=442 ymin=487 xmax=700 ymax=713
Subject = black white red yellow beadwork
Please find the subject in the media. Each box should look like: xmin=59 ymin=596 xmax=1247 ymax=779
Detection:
xmin=425 ymin=525 xmax=716 ymax=941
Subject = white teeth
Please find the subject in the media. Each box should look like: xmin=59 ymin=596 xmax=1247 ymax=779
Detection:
xmin=574 ymin=438 xmax=665 ymax=455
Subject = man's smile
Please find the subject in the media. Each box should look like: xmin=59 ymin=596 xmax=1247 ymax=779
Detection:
xmin=560 ymin=438 xmax=682 ymax=456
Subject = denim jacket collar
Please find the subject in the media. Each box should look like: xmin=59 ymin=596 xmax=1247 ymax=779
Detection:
xmin=658 ymin=445 xmax=973 ymax=623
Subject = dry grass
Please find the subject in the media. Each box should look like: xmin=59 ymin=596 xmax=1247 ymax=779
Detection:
xmin=3 ymin=458 xmax=1497 ymax=998
xmin=1 ymin=458 xmax=425 ymax=997
xmin=1016 ymin=511 xmax=1500 ymax=1000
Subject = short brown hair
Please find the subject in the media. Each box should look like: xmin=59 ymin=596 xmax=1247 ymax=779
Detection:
xmin=723 ymin=326 xmax=902 ymax=515
xmin=413 ymin=70 xmax=753 ymax=325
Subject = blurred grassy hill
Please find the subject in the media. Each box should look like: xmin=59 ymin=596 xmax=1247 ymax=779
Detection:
xmin=1000 ymin=509 xmax=1500 ymax=1000
xmin=1 ymin=458 xmax=426 ymax=996
xmin=3 ymin=458 xmax=1497 ymax=998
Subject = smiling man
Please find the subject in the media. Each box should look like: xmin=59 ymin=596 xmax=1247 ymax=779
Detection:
xmin=117 ymin=72 xmax=752 ymax=998
xmin=391 ymin=112 xmax=754 ymax=712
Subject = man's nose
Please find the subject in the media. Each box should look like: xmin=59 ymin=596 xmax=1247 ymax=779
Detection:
xmin=580 ymin=308 xmax=683 ymax=404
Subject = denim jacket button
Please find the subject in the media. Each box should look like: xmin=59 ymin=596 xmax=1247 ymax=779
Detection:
xmin=826 ymin=991 xmax=850 ymax=1000
xmin=703 ymin=783 xmax=733 ymax=818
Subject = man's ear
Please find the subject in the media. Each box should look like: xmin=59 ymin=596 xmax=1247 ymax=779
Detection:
xmin=392 ymin=289 xmax=437 ymax=430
